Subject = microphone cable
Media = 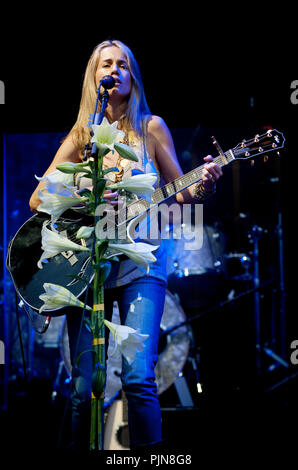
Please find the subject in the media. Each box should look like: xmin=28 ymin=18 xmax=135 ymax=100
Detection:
xmin=15 ymin=292 xmax=28 ymax=384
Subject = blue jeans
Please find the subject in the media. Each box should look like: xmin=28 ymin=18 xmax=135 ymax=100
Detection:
xmin=66 ymin=275 xmax=167 ymax=450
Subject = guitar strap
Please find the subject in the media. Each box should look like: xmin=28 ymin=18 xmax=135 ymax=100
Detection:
xmin=142 ymin=115 xmax=148 ymax=169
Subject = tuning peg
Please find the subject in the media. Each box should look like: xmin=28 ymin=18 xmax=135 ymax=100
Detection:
xmin=263 ymin=155 xmax=268 ymax=162
xmin=250 ymin=160 xmax=255 ymax=167
xmin=276 ymin=151 xmax=280 ymax=157
xmin=254 ymin=134 xmax=260 ymax=143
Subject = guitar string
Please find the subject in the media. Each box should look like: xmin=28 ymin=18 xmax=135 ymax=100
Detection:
xmin=53 ymin=153 xmax=228 ymax=246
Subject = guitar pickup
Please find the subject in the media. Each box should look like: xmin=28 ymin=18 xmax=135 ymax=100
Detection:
xmin=61 ymin=250 xmax=78 ymax=266
xmin=59 ymin=228 xmax=79 ymax=265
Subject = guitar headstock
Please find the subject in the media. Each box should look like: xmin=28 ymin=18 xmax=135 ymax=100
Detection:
xmin=232 ymin=129 xmax=285 ymax=162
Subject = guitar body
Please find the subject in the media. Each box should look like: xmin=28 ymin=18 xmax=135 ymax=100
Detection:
xmin=6 ymin=210 xmax=94 ymax=315
xmin=6 ymin=206 xmax=147 ymax=315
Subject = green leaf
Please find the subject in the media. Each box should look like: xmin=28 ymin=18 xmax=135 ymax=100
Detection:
xmin=84 ymin=318 xmax=92 ymax=333
xmin=82 ymin=171 xmax=94 ymax=179
xmin=103 ymin=167 xmax=119 ymax=175
xmin=66 ymin=274 xmax=90 ymax=286
xmin=87 ymin=201 xmax=95 ymax=213
xmin=104 ymin=256 xmax=119 ymax=262
xmin=92 ymin=319 xmax=104 ymax=335
xmin=95 ymin=239 xmax=109 ymax=258
xmin=75 ymin=349 xmax=94 ymax=367
xmin=91 ymin=362 xmax=105 ymax=398
xmin=77 ymin=188 xmax=92 ymax=198
xmin=97 ymin=147 xmax=111 ymax=158
xmin=94 ymin=178 xmax=107 ymax=197
xmin=98 ymin=261 xmax=111 ymax=284
xmin=84 ymin=318 xmax=93 ymax=332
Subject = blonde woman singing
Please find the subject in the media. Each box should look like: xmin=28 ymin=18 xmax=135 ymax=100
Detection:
xmin=29 ymin=39 xmax=222 ymax=451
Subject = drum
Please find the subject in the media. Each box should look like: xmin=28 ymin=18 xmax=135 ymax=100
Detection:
xmin=166 ymin=223 xmax=226 ymax=275
xmin=59 ymin=289 xmax=191 ymax=404
xmin=166 ymin=223 xmax=227 ymax=310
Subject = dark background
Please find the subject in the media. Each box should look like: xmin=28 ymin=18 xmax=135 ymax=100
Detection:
xmin=1 ymin=9 xmax=298 ymax=459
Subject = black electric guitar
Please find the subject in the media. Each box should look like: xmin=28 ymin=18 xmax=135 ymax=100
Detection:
xmin=6 ymin=129 xmax=285 ymax=315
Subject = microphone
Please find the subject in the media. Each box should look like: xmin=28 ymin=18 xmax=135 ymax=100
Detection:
xmin=89 ymin=75 xmax=115 ymax=134
xmin=101 ymin=75 xmax=115 ymax=90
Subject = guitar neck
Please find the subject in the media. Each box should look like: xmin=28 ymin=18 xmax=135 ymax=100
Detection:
xmin=152 ymin=149 xmax=235 ymax=203
xmin=124 ymin=149 xmax=235 ymax=219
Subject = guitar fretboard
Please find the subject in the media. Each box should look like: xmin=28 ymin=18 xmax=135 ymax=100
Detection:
xmin=122 ymin=150 xmax=235 ymax=221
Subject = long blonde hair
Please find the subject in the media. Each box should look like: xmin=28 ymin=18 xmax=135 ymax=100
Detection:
xmin=68 ymin=39 xmax=151 ymax=152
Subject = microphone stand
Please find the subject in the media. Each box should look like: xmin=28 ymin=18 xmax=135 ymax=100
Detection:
xmin=74 ymin=80 xmax=111 ymax=361
xmin=57 ymin=81 xmax=111 ymax=449
xmin=251 ymin=224 xmax=263 ymax=377
xmin=84 ymin=81 xmax=112 ymax=451
xmin=160 ymin=280 xmax=276 ymax=337
xmin=91 ymin=87 xmax=110 ymax=203
xmin=250 ymin=225 xmax=289 ymax=374
xmin=277 ymin=210 xmax=286 ymax=360
xmin=83 ymin=80 xmax=110 ymax=160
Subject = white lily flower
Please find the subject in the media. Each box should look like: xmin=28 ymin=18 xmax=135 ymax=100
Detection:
xmin=91 ymin=117 xmax=125 ymax=153
xmin=109 ymin=173 xmax=157 ymax=196
xmin=37 ymin=189 xmax=87 ymax=221
xmin=104 ymin=319 xmax=149 ymax=364
xmin=37 ymin=221 xmax=90 ymax=269
xmin=35 ymin=169 xmax=75 ymax=186
xmin=46 ymin=182 xmax=78 ymax=197
xmin=76 ymin=225 xmax=94 ymax=239
xmin=107 ymin=241 xmax=158 ymax=274
xmin=39 ymin=282 xmax=92 ymax=314
xmin=35 ymin=170 xmax=77 ymax=196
